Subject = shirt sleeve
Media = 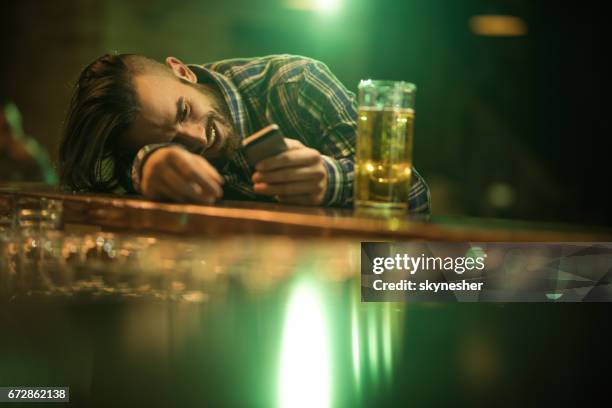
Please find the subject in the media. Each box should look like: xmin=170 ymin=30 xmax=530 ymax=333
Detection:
xmin=289 ymin=60 xmax=431 ymax=212
xmin=288 ymin=60 xmax=357 ymax=207
xmin=130 ymin=143 xmax=177 ymax=193
xmin=407 ymin=168 xmax=431 ymax=214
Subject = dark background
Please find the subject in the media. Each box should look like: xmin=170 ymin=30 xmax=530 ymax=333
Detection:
xmin=1 ymin=0 xmax=610 ymax=226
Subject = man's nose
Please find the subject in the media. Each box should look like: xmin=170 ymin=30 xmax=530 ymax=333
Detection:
xmin=178 ymin=122 xmax=207 ymax=145
xmin=173 ymin=122 xmax=208 ymax=153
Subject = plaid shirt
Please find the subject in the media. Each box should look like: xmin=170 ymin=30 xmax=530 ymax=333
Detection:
xmin=130 ymin=54 xmax=430 ymax=212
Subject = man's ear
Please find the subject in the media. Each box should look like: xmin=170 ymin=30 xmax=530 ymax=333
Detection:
xmin=165 ymin=56 xmax=197 ymax=83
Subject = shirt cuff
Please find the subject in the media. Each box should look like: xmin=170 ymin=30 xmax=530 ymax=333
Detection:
xmin=321 ymin=155 xmax=354 ymax=207
xmin=130 ymin=143 xmax=177 ymax=193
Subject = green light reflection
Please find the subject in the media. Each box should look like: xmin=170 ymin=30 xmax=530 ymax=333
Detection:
xmin=351 ymin=297 xmax=404 ymax=394
xmin=366 ymin=304 xmax=380 ymax=383
xmin=278 ymin=280 xmax=331 ymax=408
xmin=382 ymin=302 xmax=393 ymax=383
xmin=351 ymin=294 xmax=361 ymax=389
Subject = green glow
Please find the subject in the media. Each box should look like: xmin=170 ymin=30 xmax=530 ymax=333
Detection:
xmin=315 ymin=0 xmax=340 ymax=14
xmin=546 ymin=293 xmax=563 ymax=300
xmin=466 ymin=246 xmax=486 ymax=260
xmin=367 ymin=305 xmax=379 ymax=383
xmin=382 ymin=303 xmax=393 ymax=382
xmin=278 ymin=281 xmax=331 ymax=408
xmin=351 ymin=297 xmax=361 ymax=388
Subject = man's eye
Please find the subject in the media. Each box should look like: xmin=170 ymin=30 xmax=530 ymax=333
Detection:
xmin=180 ymin=102 xmax=189 ymax=122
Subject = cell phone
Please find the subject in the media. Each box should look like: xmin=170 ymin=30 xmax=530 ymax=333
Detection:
xmin=241 ymin=123 xmax=289 ymax=168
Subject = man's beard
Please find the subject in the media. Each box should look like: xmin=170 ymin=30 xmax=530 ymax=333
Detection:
xmin=193 ymin=82 xmax=240 ymax=163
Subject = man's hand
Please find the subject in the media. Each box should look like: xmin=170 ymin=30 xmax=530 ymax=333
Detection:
xmin=252 ymin=138 xmax=328 ymax=206
xmin=141 ymin=146 xmax=223 ymax=204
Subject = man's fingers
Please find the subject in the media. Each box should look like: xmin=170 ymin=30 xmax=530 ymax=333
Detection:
xmin=252 ymin=166 xmax=325 ymax=184
xmin=148 ymin=176 xmax=180 ymax=202
xmin=141 ymin=146 xmax=224 ymax=203
xmin=198 ymin=156 xmax=224 ymax=185
xmin=255 ymin=147 xmax=320 ymax=172
xmin=159 ymin=167 xmax=215 ymax=204
xmin=284 ymin=138 xmax=304 ymax=149
xmin=167 ymin=151 xmax=223 ymax=198
xmin=148 ymin=170 xmax=203 ymax=204
xmin=253 ymin=180 xmax=322 ymax=196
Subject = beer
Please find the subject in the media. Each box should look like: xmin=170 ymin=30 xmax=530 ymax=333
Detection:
xmin=354 ymin=107 xmax=414 ymax=209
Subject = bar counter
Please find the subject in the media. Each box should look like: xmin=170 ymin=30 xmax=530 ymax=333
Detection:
xmin=1 ymin=183 xmax=610 ymax=406
xmin=1 ymin=183 xmax=611 ymax=241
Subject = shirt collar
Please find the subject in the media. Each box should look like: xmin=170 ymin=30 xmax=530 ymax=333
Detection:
xmin=187 ymin=64 xmax=251 ymax=141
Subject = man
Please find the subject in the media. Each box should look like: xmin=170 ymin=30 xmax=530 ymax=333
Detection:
xmin=59 ymin=53 xmax=430 ymax=211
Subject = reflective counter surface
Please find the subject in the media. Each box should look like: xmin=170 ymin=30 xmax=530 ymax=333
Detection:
xmin=3 ymin=183 xmax=612 ymax=241
xmin=1 ymin=229 xmax=607 ymax=407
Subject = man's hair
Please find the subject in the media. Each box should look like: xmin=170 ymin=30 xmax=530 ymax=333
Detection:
xmin=59 ymin=53 xmax=170 ymax=192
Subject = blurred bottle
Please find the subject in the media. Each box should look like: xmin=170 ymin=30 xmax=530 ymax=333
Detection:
xmin=0 ymin=97 xmax=57 ymax=184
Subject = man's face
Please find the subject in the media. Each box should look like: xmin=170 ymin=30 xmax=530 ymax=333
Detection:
xmin=126 ymin=65 xmax=237 ymax=159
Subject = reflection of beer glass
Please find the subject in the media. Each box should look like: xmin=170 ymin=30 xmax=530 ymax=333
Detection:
xmin=354 ymin=80 xmax=416 ymax=212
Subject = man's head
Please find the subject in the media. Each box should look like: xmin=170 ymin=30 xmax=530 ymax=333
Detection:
xmin=60 ymin=53 xmax=237 ymax=192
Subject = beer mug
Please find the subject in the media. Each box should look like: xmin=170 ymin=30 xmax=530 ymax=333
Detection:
xmin=354 ymin=80 xmax=416 ymax=212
